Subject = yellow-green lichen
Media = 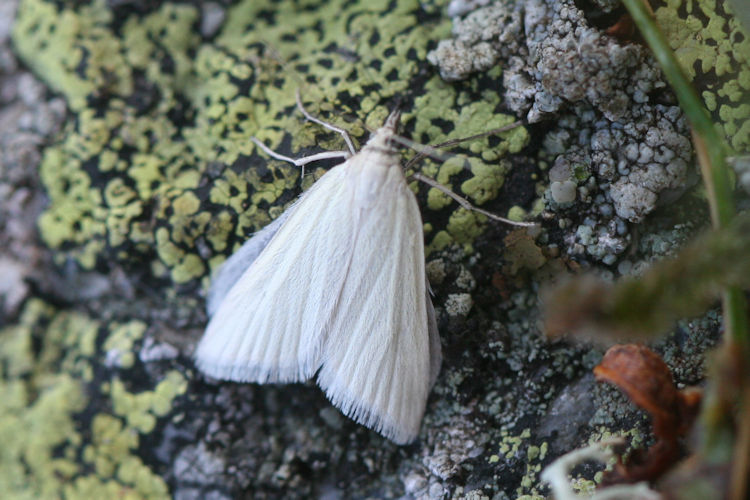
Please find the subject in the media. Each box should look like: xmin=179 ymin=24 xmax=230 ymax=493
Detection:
xmin=570 ymin=477 xmax=597 ymax=495
xmin=13 ymin=0 xmax=538 ymax=289
xmin=84 ymin=415 xmax=139 ymax=477
xmin=411 ymin=77 xmax=531 ymax=249
xmin=40 ymin=309 xmax=100 ymax=382
xmin=0 ymin=300 xmax=177 ymax=499
xmin=425 ymin=229 xmax=456 ymax=256
xmin=14 ymin=0 xmax=201 ymax=282
xmin=656 ymin=0 xmax=750 ymax=152
xmin=103 ymin=321 xmax=147 ymax=369
xmin=445 ymin=208 xmax=486 ymax=253
xmin=109 ymin=370 xmax=188 ymax=433
xmin=0 ymin=372 xmax=86 ymax=498
xmin=12 ymin=0 xmax=128 ymax=110
xmin=497 ymin=427 xmax=531 ymax=459
xmin=461 ymin=159 xmax=511 ymax=205
xmin=492 ymin=428 xmax=549 ymax=497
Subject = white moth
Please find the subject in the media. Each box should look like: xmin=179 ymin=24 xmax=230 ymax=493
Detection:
xmin=195 ymin=107 xmax=442 ymax=444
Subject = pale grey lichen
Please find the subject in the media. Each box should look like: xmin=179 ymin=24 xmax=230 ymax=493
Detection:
xmin=424 ymin=419 xmax=488 ymax=481
xmin=445 ymin=292 xmax=474 ymax=317
xmin=446 ymin=0 xmax=493 ymax=18
xmin=428 ymin=2 xmax=523 ymax=81
xmin=548 ymin=156 xmax=578 ymax=205
xmin=430 ymin=0 xmax=694 ymax=265
xmin=550 ymin=180 xmax=577 ymax=204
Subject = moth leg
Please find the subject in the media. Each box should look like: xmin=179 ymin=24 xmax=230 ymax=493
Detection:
xmin=295 ymin=89 xmax=357 ymax=156
xmin=402 ymin=120 xmax=523 ymax=169
xmin=411 ymin=172 xmax=539 ymax=228
xmin=251 ymin=137 xmax=350 ymax=181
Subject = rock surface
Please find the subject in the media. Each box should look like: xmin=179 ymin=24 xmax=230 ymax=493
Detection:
xmin=1 ymin=0 xmax=747 ymax=498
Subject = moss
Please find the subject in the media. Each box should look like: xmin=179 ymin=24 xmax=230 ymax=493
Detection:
xmin=571 ymin=161 xmax=591 ymax=183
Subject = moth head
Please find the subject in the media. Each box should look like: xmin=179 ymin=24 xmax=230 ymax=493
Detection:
xmin=366 ymin=108 xmax=401 ymax=151
xmin=383 ymin=108 xmax=401 ymax=133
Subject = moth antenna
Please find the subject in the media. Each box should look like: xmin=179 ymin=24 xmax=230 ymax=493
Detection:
xmin=295 ymin=89 xmax=357 ymax=156
xmin=404 ymin=120 xmax=524 ymax=168
xmin=411 ymin=172 xmax=539 ymax=228
xmin=251 ymin=137 xmax=350 ymax=181
xmin=393 ymin=120 xmax=536 ymax=228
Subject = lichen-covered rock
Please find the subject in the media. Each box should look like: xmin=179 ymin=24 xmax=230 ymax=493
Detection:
xmin=430 ymin=0 xmax=748 ymax=266
xmin=427 ymin=3 xmax=523 ymax=81
xmin=12 ymin=0 xmax=531 ymax=286
xmin=0 ymin=299 xmax=186 ymax=499
xmin=0 ymin=0 xmax=66 ymax=319
xmin=654 ymin=0 xmax=750 ymax=153
xmin=1 ymin=0 xmax=742 ymax=498
xmin=4 ymin=0 xmax=540 ymax=496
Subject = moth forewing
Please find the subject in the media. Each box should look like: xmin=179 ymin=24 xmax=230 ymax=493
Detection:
xmin=196 ymin=162 xmax=356 ymax=384
xmin=317 ymin=150 xmax=434 ymax=445
xmin=205 ymin=209 xmax=290 ymax=317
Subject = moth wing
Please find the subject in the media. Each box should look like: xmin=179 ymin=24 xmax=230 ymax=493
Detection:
xmin=426 ymin=285 xmax=442 ymax=388
xmin=316 ymin=167 xmax=439 ymax=444
xmin=195 ymin=163 xmax=357 ymax=383
xmin=206 ymin=209 xmax=290 ymax=316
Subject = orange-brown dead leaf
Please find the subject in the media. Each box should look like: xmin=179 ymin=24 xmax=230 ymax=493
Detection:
xmin=605 ymin=14 xmax=636 ymax=41
xmin=594 ymin=344 xmax=702 ymax=483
